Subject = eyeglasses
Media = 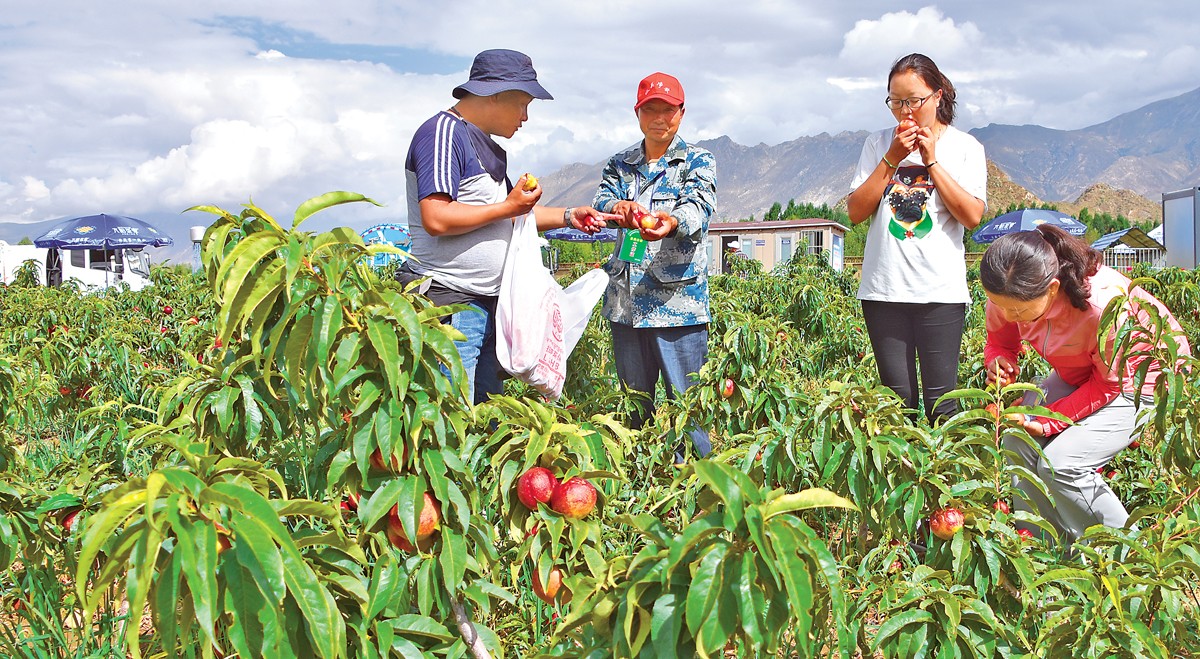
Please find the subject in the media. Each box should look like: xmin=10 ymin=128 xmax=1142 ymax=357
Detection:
xmin=884 ymin=91 xmax=939 ymax=111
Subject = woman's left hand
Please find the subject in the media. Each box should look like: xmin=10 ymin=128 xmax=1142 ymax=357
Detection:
xmin=1021 ymin=417 xmax=1045 ymax=438
xmin=916 ymin=126 xmax=939 ymax=166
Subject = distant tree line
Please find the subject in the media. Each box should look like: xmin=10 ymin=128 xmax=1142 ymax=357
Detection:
xmin=742 ymin=199 xmax=1152 ymax=259
xmin=759 ymin=200 xmax=849 ymax=225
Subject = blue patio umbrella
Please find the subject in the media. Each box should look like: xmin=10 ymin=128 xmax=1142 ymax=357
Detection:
xmin=971 ymin=209 xmax=1087 ymax=244
xmin=33 ymin=213 xmax=173 ymax=249
xmin=543 ymin=227 xmax=619 ymax=242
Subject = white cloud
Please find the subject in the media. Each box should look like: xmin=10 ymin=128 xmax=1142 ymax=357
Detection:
xmin=0 ymin=1 xmax=1196 ymax=226
xmin=22 ymin=177 xmax=50 ymax=202
xmin=841 ymin=7 xmax=983 ymax=67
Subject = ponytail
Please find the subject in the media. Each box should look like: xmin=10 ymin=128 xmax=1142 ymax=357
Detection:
xmin=980 ymin=224 xmax=1101 ymax=311
xmin=1036 ymin=224 xmax=1101 ymax=311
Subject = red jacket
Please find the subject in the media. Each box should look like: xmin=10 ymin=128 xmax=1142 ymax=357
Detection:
xmin=984 ymin=266 xmax=1191 ymax=436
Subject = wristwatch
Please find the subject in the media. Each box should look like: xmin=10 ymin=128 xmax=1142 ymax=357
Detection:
xmin=563 ymin=207 xmax=574 ymax=228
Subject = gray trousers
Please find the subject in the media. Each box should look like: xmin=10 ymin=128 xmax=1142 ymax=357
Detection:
xmin=1004 ymin=371 xmax=1142 ymax=543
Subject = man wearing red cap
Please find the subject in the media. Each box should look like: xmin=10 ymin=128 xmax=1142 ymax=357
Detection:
xmin=592 ymin=72 xmax=717 ymax=463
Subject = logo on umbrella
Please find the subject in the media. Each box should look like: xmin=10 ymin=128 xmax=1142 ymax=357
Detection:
xmin=972 ymin=209 xmax=1088 ymax=244
xmin=76 ymin=226 xmax=96 ymax=235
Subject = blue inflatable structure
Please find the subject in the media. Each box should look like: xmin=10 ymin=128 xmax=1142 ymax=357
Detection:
xmin=359 ymin=223 xmax=411 ymax=268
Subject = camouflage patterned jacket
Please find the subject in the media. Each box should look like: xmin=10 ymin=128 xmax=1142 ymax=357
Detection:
xmin=592 ymin=135 xmax=716 ymax=328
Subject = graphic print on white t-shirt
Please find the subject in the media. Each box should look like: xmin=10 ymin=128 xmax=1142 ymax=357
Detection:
xmin=884 ymin=165 xmax=933 ymax=241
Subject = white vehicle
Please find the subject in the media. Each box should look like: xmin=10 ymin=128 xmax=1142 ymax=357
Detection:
xmin=0 ymin=241 xmax=153 ymax=291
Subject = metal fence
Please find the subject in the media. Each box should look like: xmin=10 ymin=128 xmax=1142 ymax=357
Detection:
xmin=1102 ymin=248 xmax=1165 ymax=271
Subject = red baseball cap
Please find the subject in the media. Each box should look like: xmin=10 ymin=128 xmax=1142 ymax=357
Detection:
xmin=634 ymin=72 xmax=685 ymax=110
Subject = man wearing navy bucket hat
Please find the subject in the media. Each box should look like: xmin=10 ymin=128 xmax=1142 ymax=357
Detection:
xmin=402 ymin=49 xmax=615 ymax=404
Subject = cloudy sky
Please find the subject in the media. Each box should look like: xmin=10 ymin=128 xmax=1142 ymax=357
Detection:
xmin=1 ymin=1 xmax=1196 ymax=231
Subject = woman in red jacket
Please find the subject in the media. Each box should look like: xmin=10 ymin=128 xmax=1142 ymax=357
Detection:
xmin=981 ymin=224 xmax=1190 ymax=542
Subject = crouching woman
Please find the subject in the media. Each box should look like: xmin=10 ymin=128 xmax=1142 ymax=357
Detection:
xmin=980 ymin=224 xmax=1191 ymax=543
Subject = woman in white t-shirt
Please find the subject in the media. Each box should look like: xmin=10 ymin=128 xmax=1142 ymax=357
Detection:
xmin=847 ymin=53 xmax=987 ymax=421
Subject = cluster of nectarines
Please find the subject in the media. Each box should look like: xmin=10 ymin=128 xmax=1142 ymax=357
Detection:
xmin=515 ymin=466 xmax=600 ymax=605
xmin=516 ymin=466 xmax=597 ymax=520
xmin=928 ymin=501 xmax=1035 ymax=544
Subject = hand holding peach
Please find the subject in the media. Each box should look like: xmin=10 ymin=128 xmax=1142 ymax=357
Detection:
xmin=638 ymin=212 xmax=675 ymax=241
xmin=633 ymin=209 xmax=659 ymax=230
xmin=567 ymin=208 xmax=622 ymax=234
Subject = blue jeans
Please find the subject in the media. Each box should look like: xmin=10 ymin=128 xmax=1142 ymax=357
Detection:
xmin=447 ymin=299 xmax=504 ymax=406
xmin=610 ymin=321 xmax=711 ymax=461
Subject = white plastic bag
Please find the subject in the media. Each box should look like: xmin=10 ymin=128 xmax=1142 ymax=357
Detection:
xmin=496 ymin=212 xmax=608 ymax=398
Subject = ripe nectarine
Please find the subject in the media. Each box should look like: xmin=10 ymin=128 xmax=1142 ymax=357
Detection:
xmin=550 ymin=477 xmax=597 ymax=519
xmin=929 ymin=508 xmax=964 ymax=540
xmin=517 ymin=467 xmax=558 ymax=510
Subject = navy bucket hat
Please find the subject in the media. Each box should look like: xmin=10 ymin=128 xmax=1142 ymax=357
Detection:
xmin=452 ymin=49 xmax=553 ymax=100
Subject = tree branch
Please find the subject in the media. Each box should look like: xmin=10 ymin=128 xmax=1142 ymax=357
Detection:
xmin=451 ymin=597 xmax=492 ymax=659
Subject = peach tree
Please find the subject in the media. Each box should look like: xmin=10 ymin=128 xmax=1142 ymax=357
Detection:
xmin=77 ymin=193 xmax=511 ymax=657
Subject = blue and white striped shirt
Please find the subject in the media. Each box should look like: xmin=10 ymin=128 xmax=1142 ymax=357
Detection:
xmin=404 ymin=111 xmax=513 ymax=296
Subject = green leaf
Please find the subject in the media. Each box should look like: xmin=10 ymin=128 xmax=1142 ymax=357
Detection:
xmin=762 ymin=488 xmax=858 ymax=520
xmin=222 ymin=557 xmax=273 ymax=657
xmin=314 ymin=296 xmax=344 ymax=376
xmin=228 ymin=515 xmax=287 ymax=605
xmin=685 ymin=544 xmax=728 ymax=637
xmin=367 ymin=317 xmax=403 ymax=399
xmin=154 ymin=543 xmax=184 ymax=651
xmin=650 ymin=592 xmax=684 ymax=657
xmin=207 ymin=483 xmax=345 ymax=656
xmin=216 ymin=232 xmax=286 ymax=305
xmin=733 ymin=551 xmax=765 ymax=646
xmin=389 ymin=614 xmax=454 ymax=641
xmin=873 ymin=609 xmax=935 ymax=649
xmin=440 ymin=528 xmax=468 ymax=592
xmin=167 ymin=510 xmax=220 ymax=644
xmin=294 ymin=191 xmax=380 ymax=229
xmin=77 ymin=486 xmax=152 ymax=599
xmin=367 ymin=554 xmax=404 ymax=620
xmin=697 ymin=549 xmax=740 ymax=655
xmin=773 ymin=524 xmax=815 ymax=641
xmin=361 ymin=478 xmax=408 ymax=529
xmin=389 ymin=293 xmax=425 ymax=363
xmin=222 ymin=258 xmax=285 ymax=340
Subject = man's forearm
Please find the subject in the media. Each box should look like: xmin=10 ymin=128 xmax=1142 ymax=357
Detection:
xmin=420 ymin=196 xmax=516 ymax=236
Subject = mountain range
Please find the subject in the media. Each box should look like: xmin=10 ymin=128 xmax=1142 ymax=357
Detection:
xmin=541 ymin=86 xmax=1200 ymax=224
xmin=2 ymin=86 xmax=1196 ymax=266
